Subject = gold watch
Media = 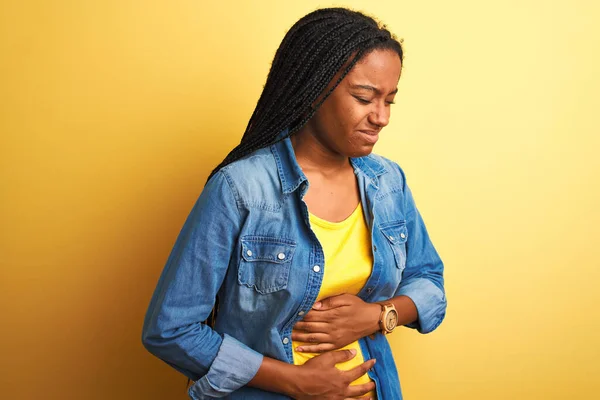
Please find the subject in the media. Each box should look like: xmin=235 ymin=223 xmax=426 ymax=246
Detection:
xmin=378 ymin=302 xmax=398 ymax=335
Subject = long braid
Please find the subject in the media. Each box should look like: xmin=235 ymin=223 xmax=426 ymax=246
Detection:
xmin=242 ymin=18 xmax=354 ymax=143
xmin=207 ymin=7 xmax=403 ymax=181
xmin=239 ymin=16 xmax=340 ymax=140
xmin=250 ymin=20 xmax=354 ymax=129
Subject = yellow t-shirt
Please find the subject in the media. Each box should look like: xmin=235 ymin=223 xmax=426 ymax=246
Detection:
xmin=292 ymin=202 xmax=376 ymax=397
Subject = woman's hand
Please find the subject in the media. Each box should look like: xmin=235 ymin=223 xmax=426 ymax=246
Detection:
xmin=293 ymin=349 xmax=376 ymax=400
xmin=292 ymin=294 xmax=381 ymax=353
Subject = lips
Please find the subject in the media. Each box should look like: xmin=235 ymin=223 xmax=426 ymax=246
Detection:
xmin=358 ymin=130 xmax=380 ymax=144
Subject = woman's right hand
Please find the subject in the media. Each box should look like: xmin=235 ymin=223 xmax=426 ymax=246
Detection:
xmin=293 ymin=349 xmax=376 ymax=400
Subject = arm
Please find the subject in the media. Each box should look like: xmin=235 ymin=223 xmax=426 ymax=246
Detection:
xmin=293 ymin=221 xmax=445 ymax=352
xmin=142 ymin=171 xmax=263 ymax=397
xmin=142 ymin=171 xmax=376 ymax=399
xmin=249 ymin=350 xmax=376 ymax=399
xmin=292 ymin=294 xmax=418 ymax=353
xmin=393 ymin=177 xmax=447 ymax=334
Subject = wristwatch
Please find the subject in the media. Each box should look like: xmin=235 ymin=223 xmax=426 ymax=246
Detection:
xmin=378 ymin=302 xmax=398 ymax=335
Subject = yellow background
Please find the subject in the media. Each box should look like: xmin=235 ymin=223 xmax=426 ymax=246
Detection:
xmin=1 ymin=1 xmax=599 ymax=399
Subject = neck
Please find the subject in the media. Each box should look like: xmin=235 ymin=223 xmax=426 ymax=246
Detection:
xmin=290 ymin=127 xmax=351 ymax=176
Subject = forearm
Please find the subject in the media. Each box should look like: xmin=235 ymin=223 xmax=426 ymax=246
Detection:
xmin=390 ymin=295 xmax=419 ymax=327
xmin=395 ymin=277 xmax=447 ymax=333
xmin=248 ymin=357 xmax=304 ymax=397
xmin=362 ymin=295 xmax=419 ymax=336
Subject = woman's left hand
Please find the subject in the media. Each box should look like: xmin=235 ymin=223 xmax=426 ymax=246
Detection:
xmin=291 ymin=293 xmax=381 ymax=353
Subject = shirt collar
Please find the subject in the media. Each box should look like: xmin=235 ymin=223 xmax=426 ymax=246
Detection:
xmin=350 ymin=156 xmax=387 ymax=188
xmin=271 ymin=128 xmax=388 ymax=194
xmin=271 ymin=129 xmax=307 ymax=194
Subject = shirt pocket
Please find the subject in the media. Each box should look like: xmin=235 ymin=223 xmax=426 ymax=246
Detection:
xmin=238 ymin=236 xmax=296 ymax=294
xmin=379 ymin=220 xmax=408 ymax=270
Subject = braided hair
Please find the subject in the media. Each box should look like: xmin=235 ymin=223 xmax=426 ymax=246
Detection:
xmin=207 ymin=7 xmax=404 ymax=181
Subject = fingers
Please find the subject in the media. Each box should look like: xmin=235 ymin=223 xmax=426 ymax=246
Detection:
xmin=345 ymin=381 xmax=377 ymax=398
xmin=327 ymin=348 xmax=358 ymax=364
xmin=300 ymin=309 xmax=329 ymax=322
xmin=314 ymin=293 xmax=353 ymax=310
xmin=291 ymin=332 xmax=329 ymax=344
xmin=344 ymin=358 xmax=376 ymax=382
xmin=295 ymin=342 xmax=336 ymax=353
xmin=293 ymin=321 xmax=329 ymax=332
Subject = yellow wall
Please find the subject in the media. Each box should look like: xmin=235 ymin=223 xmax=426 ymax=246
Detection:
xmin=1 ymin=1 xmax=599 ymax=399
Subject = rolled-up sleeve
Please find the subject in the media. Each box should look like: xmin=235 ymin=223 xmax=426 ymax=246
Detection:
xmin=142 ymin=170 xmax=262 ymax=397
xmin=394 ymin=168 xmax=447 ymax=334
xmin=188 ymin=334 xmax=263 ymax=399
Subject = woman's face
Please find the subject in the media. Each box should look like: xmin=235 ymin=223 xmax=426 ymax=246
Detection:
xmin=301 ymin=49 xmax=402 ymax=158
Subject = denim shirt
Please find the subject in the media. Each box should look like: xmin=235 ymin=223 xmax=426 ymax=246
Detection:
xmin=142 ymin=133 xmax=447 ymax=399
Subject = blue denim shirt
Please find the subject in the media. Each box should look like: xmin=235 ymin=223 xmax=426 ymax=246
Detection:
xmin=142 ymin=133 xmax=447 ymax=399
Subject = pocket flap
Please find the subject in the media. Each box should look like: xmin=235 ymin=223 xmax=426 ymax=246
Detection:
xmin=379 ymin=221 xmax=408 ymax=245
xmin=241 ymin=238 xmax=296 ymax=263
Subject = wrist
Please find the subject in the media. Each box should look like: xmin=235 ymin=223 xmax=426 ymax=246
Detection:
xmin=282 ymin=364 xmax=307 ymax=398
xmin=249 ymin=357 xmax=307 ymax=398
xmin=364 ymin=302 xmax=383 ymax=337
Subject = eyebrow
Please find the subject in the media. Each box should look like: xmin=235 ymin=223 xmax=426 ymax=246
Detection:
xmin=350 ymin=84 xmax=398 ymax=96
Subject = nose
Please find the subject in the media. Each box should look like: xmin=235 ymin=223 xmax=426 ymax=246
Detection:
xmin=368 ymin=102 xmax=390 ymax=128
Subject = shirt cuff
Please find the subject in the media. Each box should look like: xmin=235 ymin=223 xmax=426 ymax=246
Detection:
xmin=396 ymin=277 xmax=447 ymax=334
xmin=188 ymin=333 xmax=263 ymax=399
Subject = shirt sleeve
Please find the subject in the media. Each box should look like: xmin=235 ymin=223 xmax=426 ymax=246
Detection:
xmin=393 ymin=167 xmax=448 ymax=334
xmin=141 ymin=170 xmax=263 ymax=398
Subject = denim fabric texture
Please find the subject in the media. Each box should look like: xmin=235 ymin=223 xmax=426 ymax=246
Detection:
xmin=142 ymin=130 xmax=447 ymax=399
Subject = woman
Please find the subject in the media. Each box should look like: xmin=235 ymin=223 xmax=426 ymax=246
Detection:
xmin=142 ymin=7 xmax=447 ymax=400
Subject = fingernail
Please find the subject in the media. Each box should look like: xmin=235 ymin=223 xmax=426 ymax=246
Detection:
xmin=349 ymin=349 xmax=357 ymax=356
xmin=296 ymin=347 xmax=303 ymax=352
xmin=312 ymin=302 xmax=322 ymax=309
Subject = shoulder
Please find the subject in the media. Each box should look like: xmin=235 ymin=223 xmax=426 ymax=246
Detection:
xmin=211 ymin=147 xmax=282 ymax=207
xmin=219 ymin=147 xmax=279 ymax=184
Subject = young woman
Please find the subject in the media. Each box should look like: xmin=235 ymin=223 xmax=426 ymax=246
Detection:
xmin=142 ymin=7 xmax=447 ymax=400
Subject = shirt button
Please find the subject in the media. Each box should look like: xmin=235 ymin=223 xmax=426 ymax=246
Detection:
xmin=313 ymin=265 xmax=321 ymax=273
xmin=400 ymin=233 xmax=406 ymax=239
xmin=367 ymin=287 xmax=373 ymax=293
xmin=282 ymin=337 xmax=289 ymax=345
xmin=277 ymin=252 xmax=286 ymax=260
xmin=246 ymin=250 xmax=253 ymax=257
xmin=298 ymin=311 xmax=305 ymax=316
xmin=389 ymin=236 xmax=395 ymax=241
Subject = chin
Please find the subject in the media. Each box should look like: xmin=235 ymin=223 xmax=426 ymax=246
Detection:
xmin=348 ymin=144 xmax=376 ymax=158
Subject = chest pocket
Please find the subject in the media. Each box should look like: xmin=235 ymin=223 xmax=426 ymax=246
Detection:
xmin=238 ymin=236 xmax=296 ymax=294
xmin=379 ymin=220 xmax=408 ymax=270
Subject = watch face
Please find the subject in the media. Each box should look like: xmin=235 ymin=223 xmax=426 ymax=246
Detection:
xmin=385 ymin=310 xmax=398 ymax=331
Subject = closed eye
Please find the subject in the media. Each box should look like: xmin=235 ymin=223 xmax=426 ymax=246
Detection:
xmin=353 ymin=95 xmax=395 ymax=106
xmin=353 ymin=95 xmax=371 ymax=104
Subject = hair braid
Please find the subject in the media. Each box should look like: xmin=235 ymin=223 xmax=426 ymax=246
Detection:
xmin=207 ymin=7 xmax=403 ymax=181
xmin=243 ymin=19 xmax=347 ymax=139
